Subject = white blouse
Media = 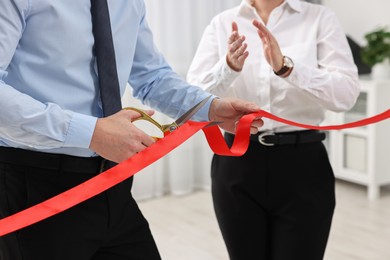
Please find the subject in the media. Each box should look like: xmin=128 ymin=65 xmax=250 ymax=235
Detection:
xmin=187 ymin=0 xmax=360 ymax=132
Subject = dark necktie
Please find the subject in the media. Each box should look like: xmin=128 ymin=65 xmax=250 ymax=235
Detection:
xmin=91 ymin=0 xmax=122 ymax=170
xmin=91 ymin=0 xmax=122 ymax=117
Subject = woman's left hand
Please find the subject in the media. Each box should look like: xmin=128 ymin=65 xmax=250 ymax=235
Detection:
xmin=226 ymin=21 xmax=249 ymax=72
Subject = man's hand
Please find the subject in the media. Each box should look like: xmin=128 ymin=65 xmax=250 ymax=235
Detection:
xmin=90 ymin=110 xmax=155 ymax=163
xmin=226 ymin=22 xmax=249 ymax=72
xmin=90 ymin=97 xmax=263 ymax=162
xmin=209 ymin=97 xmax=263 ymax=134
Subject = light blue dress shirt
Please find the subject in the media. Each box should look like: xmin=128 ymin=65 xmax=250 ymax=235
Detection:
xmin=0 ymin=0 xmax=212 ymax=157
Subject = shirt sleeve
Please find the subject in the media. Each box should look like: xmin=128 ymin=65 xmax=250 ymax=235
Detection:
xmin=186 ymin=18 xmax=241 ymax=96
xmin=0 ymin=0 xmax=97 ymax=150
xmin=128 ymin=2 xmax=215 ymax=122
xmin=286 ymin=8 xmax=360 ymax=112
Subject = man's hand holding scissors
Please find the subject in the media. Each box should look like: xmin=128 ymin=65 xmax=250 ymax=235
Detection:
xmin=90 ymin=109 xmax=157 ymax=163
xmin=90 ymin=96 xmax=263 ymax=163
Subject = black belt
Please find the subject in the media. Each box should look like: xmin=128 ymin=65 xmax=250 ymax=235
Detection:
xmin=252 ymin=130 xmax=326 ymax=146
xmin=0 ymin=147 xmax=105 ymax=174
xmin=226 ymin=130 xmax=326 ymax=146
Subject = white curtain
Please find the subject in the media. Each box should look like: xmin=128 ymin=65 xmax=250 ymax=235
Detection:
xmin=142 ymin=0 xmax=240 ymax=76
xmin=127 ymin=0 xmax=239 ymax=201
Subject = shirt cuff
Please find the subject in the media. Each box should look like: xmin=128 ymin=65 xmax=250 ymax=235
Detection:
xmin=195 ymin=95 xmax=218 ymax=121
xmin=64 ymin=112 xmax=98 ymax=149
xmin=219 ymin=56 xmax=241 ymax=85
xmin=285 ymin=62 xmax=312 ymax=88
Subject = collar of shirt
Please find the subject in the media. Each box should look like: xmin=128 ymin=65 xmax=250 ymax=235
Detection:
xmin=238 ymin=0 xmax=302 ymax=18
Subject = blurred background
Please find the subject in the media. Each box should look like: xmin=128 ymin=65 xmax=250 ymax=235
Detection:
xmin=122 ymin=1 xmax=390 ymax=259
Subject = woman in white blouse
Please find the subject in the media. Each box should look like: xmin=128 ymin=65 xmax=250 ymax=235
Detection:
xmin=187 ymin=0 xmax=359 ymax=259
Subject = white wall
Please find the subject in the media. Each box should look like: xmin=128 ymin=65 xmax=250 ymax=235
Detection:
xmin=322 ymin=0 xmax=390 ymax=46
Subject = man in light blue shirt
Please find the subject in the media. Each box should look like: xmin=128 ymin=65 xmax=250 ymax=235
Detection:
xmin=0 ymin=0 xmax=262 ymax=259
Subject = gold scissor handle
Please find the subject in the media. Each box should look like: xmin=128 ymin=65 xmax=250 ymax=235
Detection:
xmin=123 ymin=107 xmax=179 ymax=139
xmin=124 ymin=107 xmax=163 ymax=131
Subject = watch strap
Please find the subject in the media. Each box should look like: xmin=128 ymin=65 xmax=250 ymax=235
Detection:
xmin=274 ymin=56 xmax=293 ymax=76
xmin=274 ymin=65 xmax=290 ymax=76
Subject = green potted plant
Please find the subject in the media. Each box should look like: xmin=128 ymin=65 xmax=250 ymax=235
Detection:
xmin=360 ymin=27 xmax=390 ymax=79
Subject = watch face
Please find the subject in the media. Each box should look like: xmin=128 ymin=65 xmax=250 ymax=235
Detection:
xmin=284 ymin=56 xmax=294 ymax=68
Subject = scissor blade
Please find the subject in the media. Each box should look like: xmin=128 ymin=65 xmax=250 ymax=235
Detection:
xmin=174 ymin=95 xmax=212 ymax=126
xmin=204 ymin=121 xmax=222 ymax=128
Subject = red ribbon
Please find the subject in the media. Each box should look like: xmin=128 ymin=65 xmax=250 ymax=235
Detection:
xmin=202 ymin=109 xmax=390 ymax=156
xmin=1 ymin=108 xmax=390 ymax=236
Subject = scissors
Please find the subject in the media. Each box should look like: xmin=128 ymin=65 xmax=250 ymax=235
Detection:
xmin=124 ymin=95 xmax=213 ymax=140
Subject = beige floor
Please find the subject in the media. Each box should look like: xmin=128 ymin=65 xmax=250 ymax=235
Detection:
xmin=138 ymin=180 xmax=390 ymax=260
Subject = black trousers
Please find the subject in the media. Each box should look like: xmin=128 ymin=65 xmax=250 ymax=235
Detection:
xmin=211 ymin=133 xmax=335 ymax=260
xmin=0 ymin=148 xmax=161 ymax=260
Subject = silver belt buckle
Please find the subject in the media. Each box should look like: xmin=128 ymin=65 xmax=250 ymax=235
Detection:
xmin=258 ymin=131 xmax=275 ymax=146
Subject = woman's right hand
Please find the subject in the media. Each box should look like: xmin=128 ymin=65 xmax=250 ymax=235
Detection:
xmin=252 ymin=19 xmax=284 ymax=73
xmin=226 ymin=22 xmax=249 ymax=72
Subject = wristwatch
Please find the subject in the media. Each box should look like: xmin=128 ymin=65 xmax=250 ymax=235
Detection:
xmin=274 ymin=56 xmax=294 ymax=77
